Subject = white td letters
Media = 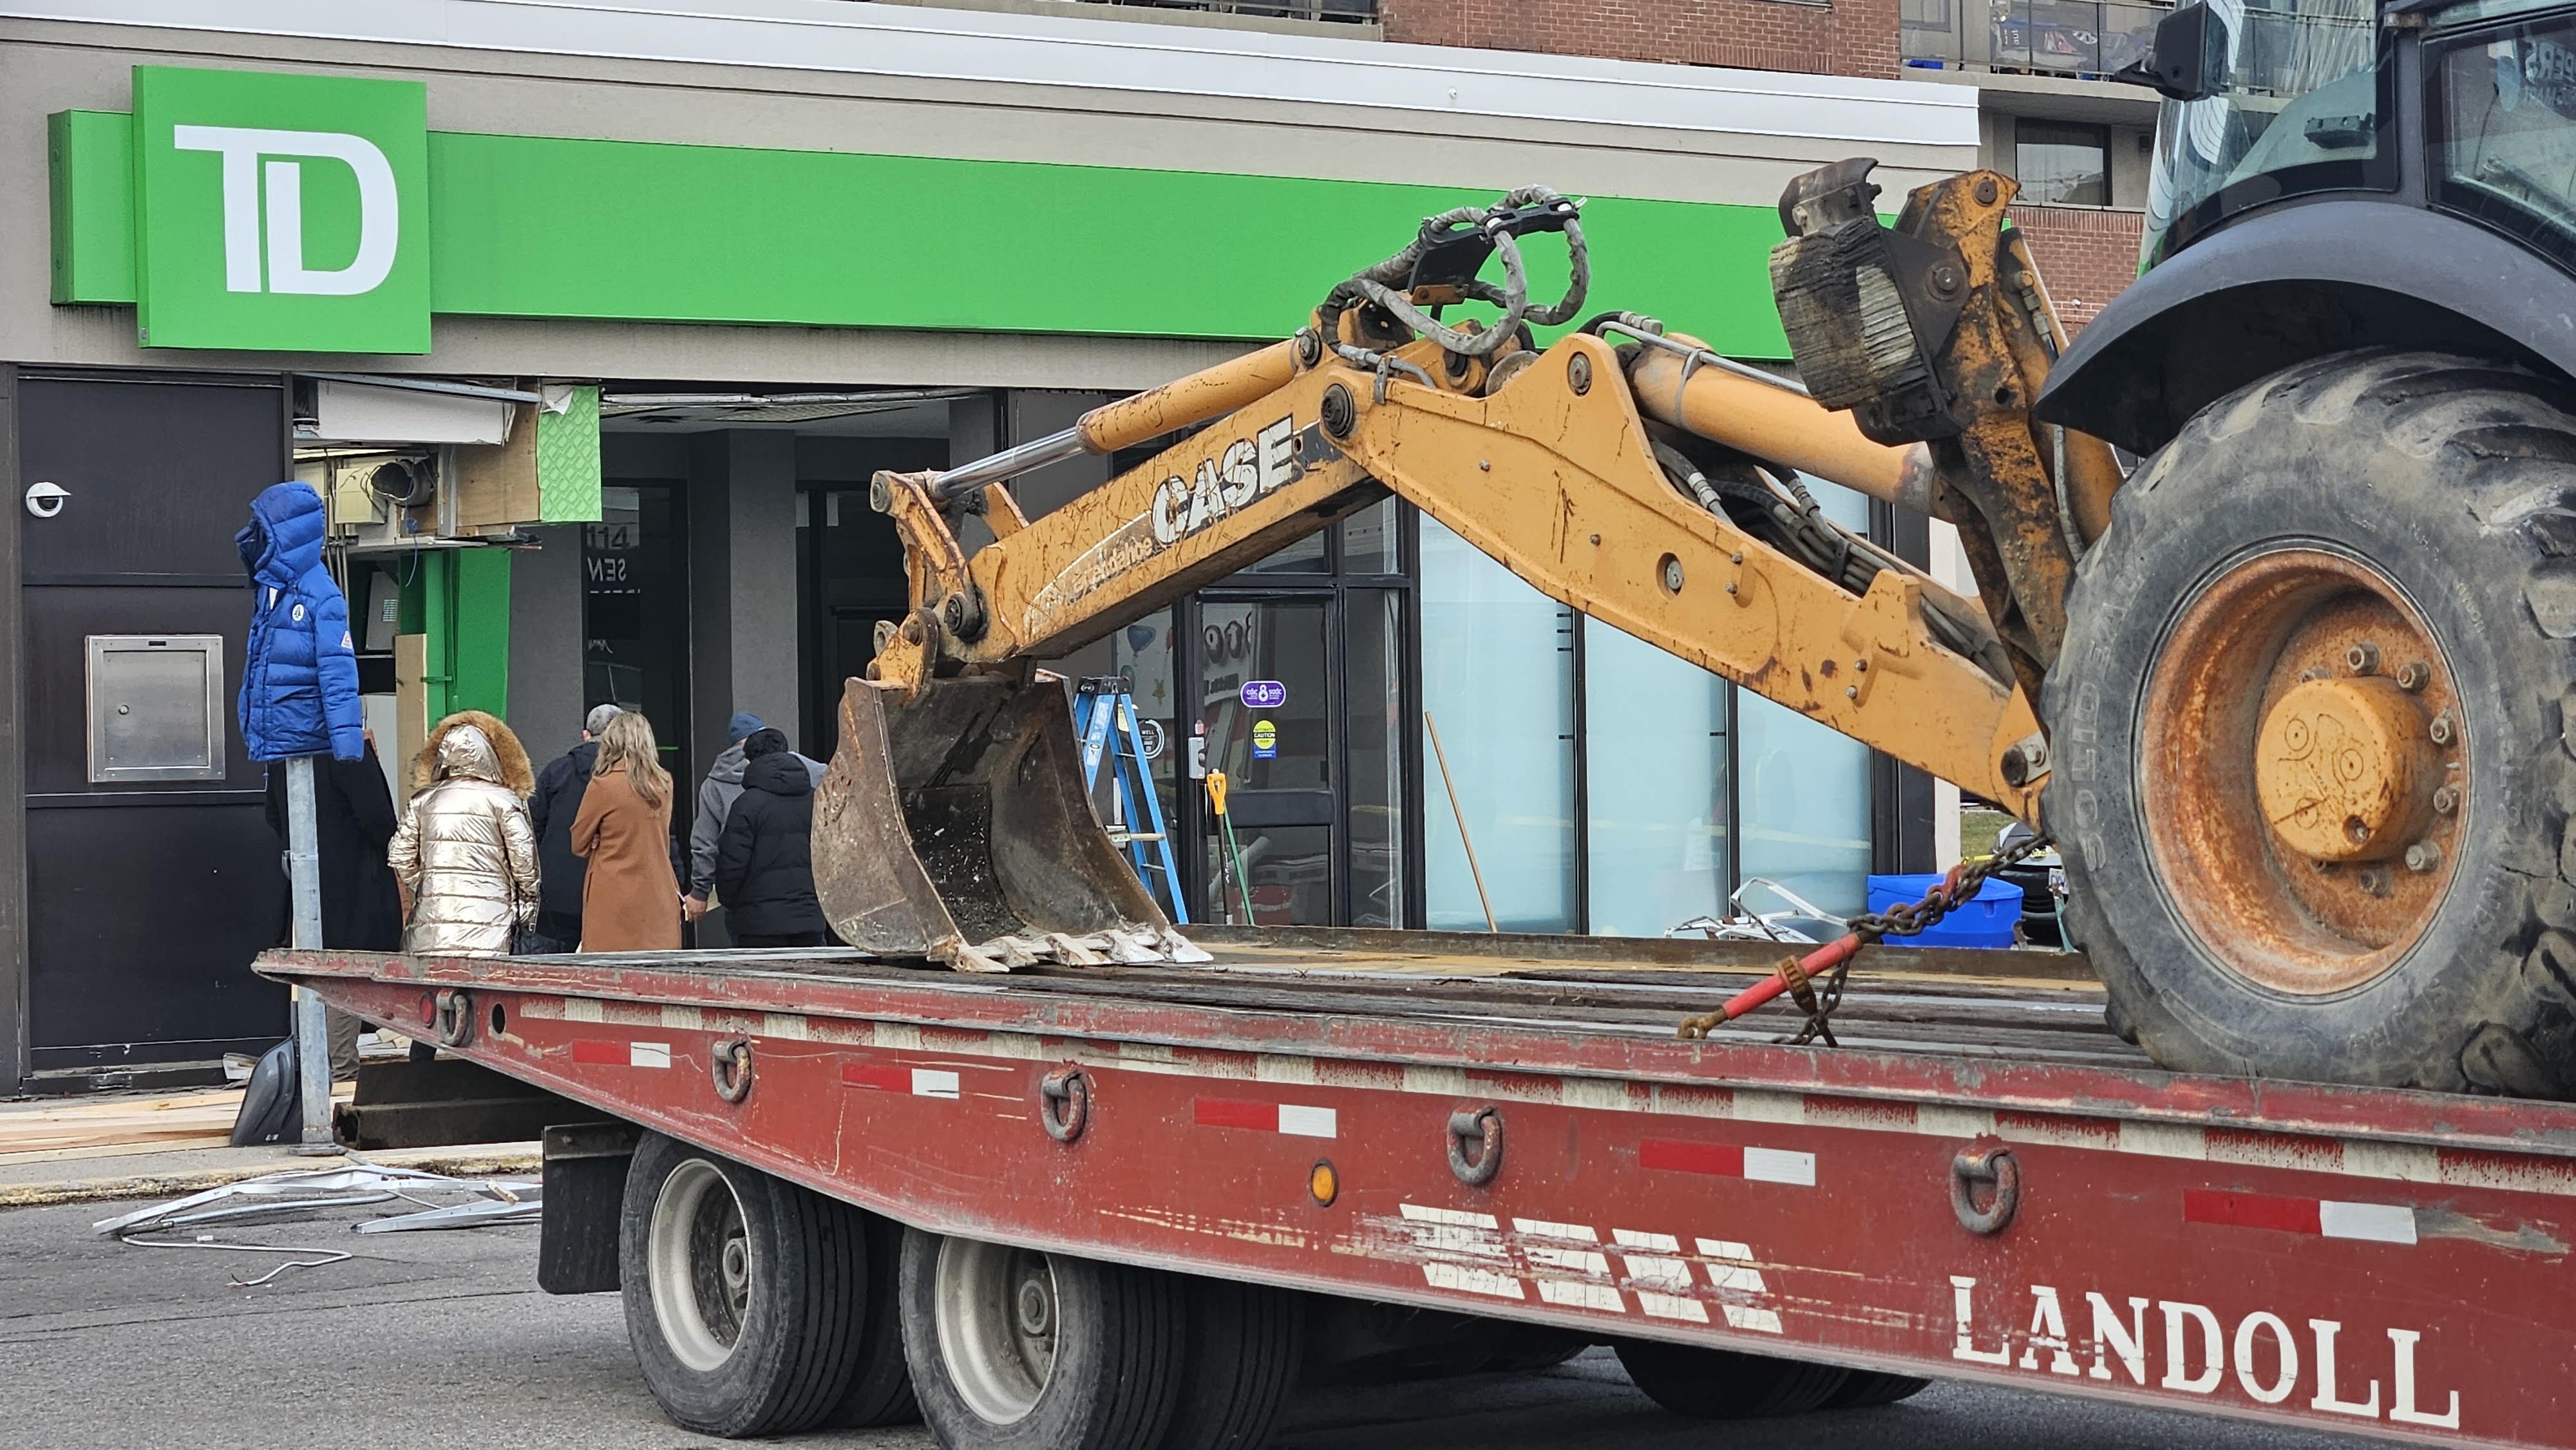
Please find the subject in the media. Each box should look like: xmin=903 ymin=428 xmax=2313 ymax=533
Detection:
xmin=171 ymin=125 xmax=399 ymax=296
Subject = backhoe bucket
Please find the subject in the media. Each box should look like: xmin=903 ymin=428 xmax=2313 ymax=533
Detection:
xmin=810 ymin=674 xmax=1207 ymax=972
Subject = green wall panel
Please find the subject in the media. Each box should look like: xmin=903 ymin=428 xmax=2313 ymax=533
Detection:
xmin=52 ymin=109 xmax=1795 ymax=357
xmin=47 ymin=110 xmax=135 ymax=305
xmin=536 ymin=384 xmax=601 ymax=525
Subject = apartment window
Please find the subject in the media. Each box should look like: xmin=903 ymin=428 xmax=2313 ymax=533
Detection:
xmin=2016 ymin=119 xmax=2112 ymax=205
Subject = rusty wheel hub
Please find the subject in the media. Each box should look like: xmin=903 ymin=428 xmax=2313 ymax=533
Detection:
xmin=2139 ymin=549 xmax=2463 ymax=996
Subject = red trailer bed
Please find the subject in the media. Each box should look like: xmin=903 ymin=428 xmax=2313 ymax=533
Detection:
xmin=263 ymin=927 xmax=2576 ymax=1447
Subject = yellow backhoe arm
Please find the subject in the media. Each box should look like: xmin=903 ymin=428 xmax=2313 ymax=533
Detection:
xmin=817 ymin=179 xmax=2079 ymax=968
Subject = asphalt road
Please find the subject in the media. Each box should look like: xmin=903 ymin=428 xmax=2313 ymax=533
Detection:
xmin=0 ymin=1196 xmax=2378 ymax=1450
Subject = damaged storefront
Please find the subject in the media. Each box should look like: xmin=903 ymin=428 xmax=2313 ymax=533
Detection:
xmin=0 ymin=0 xmax=1976 ymax=1088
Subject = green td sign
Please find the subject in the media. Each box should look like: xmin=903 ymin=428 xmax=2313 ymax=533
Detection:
xmin=131 ymin=67 xmax=429 ymax=352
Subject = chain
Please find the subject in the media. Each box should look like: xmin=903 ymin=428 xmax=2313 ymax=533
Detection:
xmin=1849 ymin=831 xmax=2053 ymax=944
xmin=1676 ymin=832 xmax=2054 ymax=1046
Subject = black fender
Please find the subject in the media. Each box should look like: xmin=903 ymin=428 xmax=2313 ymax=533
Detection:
xmin=2033 ymin=198 xmax=2576 ymax=455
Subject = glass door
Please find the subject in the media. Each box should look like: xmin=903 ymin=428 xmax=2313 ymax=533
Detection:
xmin=583 ymin=482 xmax=692 ymax=797
xmin=1194 ymin=598 xmax=1334 ymax=926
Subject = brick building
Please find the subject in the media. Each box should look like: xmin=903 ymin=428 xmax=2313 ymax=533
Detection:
xmin=1378 ymin=0 xmax=1902 ymax=80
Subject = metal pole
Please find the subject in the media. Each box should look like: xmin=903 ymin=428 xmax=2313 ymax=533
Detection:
xmin=285 ymin=754 xmax=336 ymax=1153
xmin=1423 ymin=711 xmax=1497 ymax=933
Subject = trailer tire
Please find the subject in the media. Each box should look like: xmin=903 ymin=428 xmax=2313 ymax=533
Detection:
xmin=825 ymin=1210 xmax=921 ymax=1428
xmin=1155 ymin=1279 xmax=1303 ymax=1450
xmin=902 ymin=1228 xmax=1185 ymax=1450
xmin=1821 ymin=1370 xmax=1933 ymax=1409
xmin=619 ymin=1133 xmax=866 ymax=1437
xmin=1613 ymin=1341 xmax=1850 ymax=1418
xmin=2046 ymin=350 xmax=2576 ymax=1095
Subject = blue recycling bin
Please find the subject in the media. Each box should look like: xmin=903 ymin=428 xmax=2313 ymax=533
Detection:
xmin=1865 ymin=873 xmax=2024 ymax=949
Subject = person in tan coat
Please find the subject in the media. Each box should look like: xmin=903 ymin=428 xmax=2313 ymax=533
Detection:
xmin=571 ymin=710 xmax=683 ymax=952
xmin=388 ymin=711 xmax=540 ymax=957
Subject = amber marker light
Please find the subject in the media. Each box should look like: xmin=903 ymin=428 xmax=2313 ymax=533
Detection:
xmin=1308 ymin=1160 xmax=1340 ymax=1207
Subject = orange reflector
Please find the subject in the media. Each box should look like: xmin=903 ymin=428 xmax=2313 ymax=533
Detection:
xmin=1309 ymin=1159 xmax=1339 ymax=1207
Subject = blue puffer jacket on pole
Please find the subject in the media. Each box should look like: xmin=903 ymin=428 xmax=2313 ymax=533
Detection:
xmin=236 ymin=482 xmax=366 ymax=763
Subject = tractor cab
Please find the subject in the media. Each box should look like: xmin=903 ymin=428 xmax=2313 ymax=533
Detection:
xmin=2136 ymin=0 xmax=2575 ymax=275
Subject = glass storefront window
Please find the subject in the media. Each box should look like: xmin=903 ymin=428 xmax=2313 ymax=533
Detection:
xmin=1585 ymin=621 xmax=1728 ymax=936
xmin=1420 ymin=516 xmax=1577 ymax=932
xmin=1240 ymin=531 xmax=1331 ymax=574
xmin=1736 ymin=478 xmax=1874 ymax=917
xmin=1342 ymin=500 xmax=1401 ymax=575
xmin=1347 ymin=589 xmax=1406 ymax=928
xmin=1736 ymin=695 xmax=1873 ymax=918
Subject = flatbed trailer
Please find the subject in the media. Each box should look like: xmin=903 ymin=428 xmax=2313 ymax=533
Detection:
xmin=264 ymin=928 xmax=2576 ymax=1447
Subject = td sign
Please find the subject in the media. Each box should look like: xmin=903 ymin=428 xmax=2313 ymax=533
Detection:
xmin=132 ymin=67 xmax=430 ymax=353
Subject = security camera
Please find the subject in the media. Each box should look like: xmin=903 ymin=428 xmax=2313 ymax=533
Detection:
xmin=23 ymin=480 xmax=66 ymax=519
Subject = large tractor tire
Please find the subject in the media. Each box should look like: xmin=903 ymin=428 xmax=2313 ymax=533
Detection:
xmin=2045 ymin=349 xmax=2576 ymax=1095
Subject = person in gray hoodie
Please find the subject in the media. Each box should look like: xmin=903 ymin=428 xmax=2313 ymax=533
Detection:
xmin=684 ymin=711 xmax=826 ymax=923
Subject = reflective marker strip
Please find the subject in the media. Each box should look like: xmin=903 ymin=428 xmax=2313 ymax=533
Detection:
xmin=1195 ymin=1097 xmax=1338 ymax=1138
xmin=2184 ymin=1189 xmax=2419 ymax=1245
xmin=844 ymin=1064 xmax=961 ymax=1098
xmin=1640 ymin=1139 xmax=1815 ymax=1186
xmin=572 ymin=1040 xmax=668 ymax=1068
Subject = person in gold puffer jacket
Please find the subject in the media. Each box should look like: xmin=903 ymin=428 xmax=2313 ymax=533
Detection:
xmin=388 ymin=710 xmax=540 ymax=956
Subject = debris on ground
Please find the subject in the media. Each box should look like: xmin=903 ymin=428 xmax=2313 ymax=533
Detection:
xmin=91 ymin=1157 xmax=539 ymax=1285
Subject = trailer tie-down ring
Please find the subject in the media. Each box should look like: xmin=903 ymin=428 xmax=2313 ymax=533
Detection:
xmin=434 ymin=988 xmax=475 ymax=1048
xmin=1949 ymin=1140 xmax=2020 ymax=1236
xmin=711 ymin=1039 xmax=754 ymax=1104
xmin=1041 ymin=1066 xmax=1092 ymax=1143
xmin=1448 ymin=1107 xmax=1504 ymax=1187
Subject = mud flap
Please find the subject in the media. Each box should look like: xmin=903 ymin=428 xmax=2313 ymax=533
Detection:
xmin=811 ymin=674 xmax=1208 ymax=972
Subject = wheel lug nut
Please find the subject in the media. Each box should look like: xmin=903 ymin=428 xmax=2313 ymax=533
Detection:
xmin=2396 ymin=660 xmax=2431 ymax=692
xmin=2432 ymin=785 xmax=2459 ymax=814
xmin=2405 ymin=840 xmax=2443 ymax=874
xmin=2429 ymin=710 xmax=2456 ymax=746
xmin=2345 ymin=641 xmax=2382 ymax=675
xmin=2357 ymin=865 xmax=2392 ymax=896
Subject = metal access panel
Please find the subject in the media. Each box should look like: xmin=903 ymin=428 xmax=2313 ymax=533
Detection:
xmin=85 ymin=634 xmax=225 ymax=782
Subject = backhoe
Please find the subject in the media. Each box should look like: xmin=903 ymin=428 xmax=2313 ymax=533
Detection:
xmin=807 ymin=0 xmax=2576 ymax=1098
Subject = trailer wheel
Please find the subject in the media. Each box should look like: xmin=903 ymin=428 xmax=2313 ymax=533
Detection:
xmin=2047 ymin=350 xmax=2576 ymax=1094
xmin=1613 ymin=1341 xmax=1850 ymax=1418
xmin=1821 ymin=1370 xmax=1932 ymax=1408
xmin=620 ymin=1133 xmax=866 ymax=1437
xmin=825 ymin=1210 xmax=921 ymax=1428
xmin=901 ymin=1227 xmax=1184 ymax=1450
xmin=1156 ymin=1279 xmax=1303 ymax=1450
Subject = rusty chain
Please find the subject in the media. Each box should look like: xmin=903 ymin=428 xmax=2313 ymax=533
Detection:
xmin=1676 ymin=831 xmax=2054 ymax=1046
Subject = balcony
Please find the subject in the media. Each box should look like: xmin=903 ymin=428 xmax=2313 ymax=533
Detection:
xmin=1902 ymin=0 xmax=2168 ymax=79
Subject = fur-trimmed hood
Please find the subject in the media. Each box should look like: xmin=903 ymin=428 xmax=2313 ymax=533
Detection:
xmin=410 ymin=710 xmax=535 ymax=798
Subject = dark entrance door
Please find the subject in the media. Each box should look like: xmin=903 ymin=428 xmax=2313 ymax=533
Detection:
xmin=1182 ymin=578 xmax=1410 ymax=928
xmin=583 ymin=482 xmax=693 ymax=806
xmin=18 ymin=372 xmax=290 ymax=1082
xmin=1192 ymin=596 xmax=1335 ymax=926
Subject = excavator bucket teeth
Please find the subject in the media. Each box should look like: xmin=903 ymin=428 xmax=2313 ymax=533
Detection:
xmin=811 ymin=675 xmax=1188 ymax=971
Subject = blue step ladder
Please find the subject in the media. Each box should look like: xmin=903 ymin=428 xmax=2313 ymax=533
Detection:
xmin=1072 ymin=677 xmax=1188 ymax=925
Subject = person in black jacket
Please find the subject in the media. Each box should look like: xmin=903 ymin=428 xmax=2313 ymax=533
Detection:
xmin=712 ymin=728 xmax=829 ymax=948
xmin=525 ymin=704 xmax=621 ymax=953
xmin=263 ymin=731 xmax=402 ymax=1076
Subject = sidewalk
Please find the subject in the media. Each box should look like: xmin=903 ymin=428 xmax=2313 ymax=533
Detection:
xmin=0 ymin=1083 xmax=538 ymax=1208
